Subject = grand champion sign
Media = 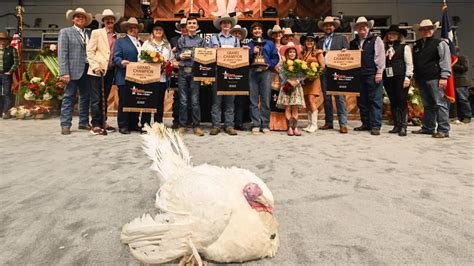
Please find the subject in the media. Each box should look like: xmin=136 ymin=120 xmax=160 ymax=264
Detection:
xmin=193 ymin=48 xmax=217 ymax=82
xmin=325 ymin=50 xmax=361 ymax=96
xmin=123 ymin=62 xmax=162 ymax=113
xmin=216 ymin=48 xmax=250 ymax=95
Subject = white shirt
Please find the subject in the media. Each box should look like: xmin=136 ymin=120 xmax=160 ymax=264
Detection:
xmin=403 ymin=45 xmax=414 ymax=80
xmin=141 ymin=39 xmax=174 ymax=82
xmin=127 ymin=34 xmax=142 ymax=54
xmin=73 ymin=25 xmax=89 ymax=45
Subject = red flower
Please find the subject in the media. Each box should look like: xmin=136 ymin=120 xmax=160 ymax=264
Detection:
xmin=29 ymin=84 xmax=37 ymax=89
xmin=35 ymin=89 xmax=40 ymax=95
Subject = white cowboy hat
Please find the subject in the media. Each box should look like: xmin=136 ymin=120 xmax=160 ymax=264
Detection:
xmin=95 ymin=9 xmax=120 ymax=22
xmin=267 ymin=24 xmax=284 ymax=37
xmin=413 ymin=19 xmax=440 ymax=32
xmin=317 ymin=16 xmax=341 ymax=30
xmin=66 ymin=7 xmax=93 ymax=26
xmin=350 ymin=16 xmax=375 ymax=30
xmin=120 ymin=17 xmax=144 ymax=33
xmin=213 ymin=14 xmax=238 ymax=30
xmin=230 ymin=24 xmax=248 ymax=39
xmin=175 ymin=17 xmax=187 ymax=31
xmin=283 ymin=27 xmax=294 ymax=36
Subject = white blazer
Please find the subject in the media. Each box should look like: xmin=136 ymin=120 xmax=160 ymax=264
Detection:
xmin=87 ymin=28 xmax=115 ymax=77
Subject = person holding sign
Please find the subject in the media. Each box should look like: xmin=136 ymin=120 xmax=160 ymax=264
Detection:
xmin=317 ymin=16 xmax=350 ymax=134
xmin=113 ymin=17 xmax=143 ymax=134
xmin=140 ymin=21 xmax=174 ymax=127
xmin=381 ymin=25 xmax=413 ymax=137
xmin=247 ymin=22 xmax=280 ymax=134
xmin=208 ymin=14 xmax=240 ymax=136
xmin=350 ymin=17 xmax=385 ymax=136
xmin=176 ymin=16 xmax=206 ymax=136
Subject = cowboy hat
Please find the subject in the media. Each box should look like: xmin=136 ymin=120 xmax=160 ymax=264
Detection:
xmin=317 ymin=16 xmax=341 ymax=30
xmin=300 ymin=32 xmax=318 ymax=45
xmin=213 ymin=14 xmax=238 ymax=30
xmin=0 ymin=32 xmax=10 ymax=40
xmin=174 ymin=17 xmax=187 ymax=33
xmin=120 ymin=17 xmax=144 ymax=33
xmin=95 ymin=9 xmax=120 ymax=22
xmin=413 ymin=19 xmax=440 ymax=32
xmin=66 ymin=7 xmax=93 ymax=26
xmin=280 ymin=42 xmax=301 ymax=56
xmin=283 ymin=27 xmax=294 ymax=36
xmin=350 ymin=16 xmax=375 ymax=30
xmin=230 ymin=24 xmax=248 ymax=39
xmin=267 ymin=24 xmax=284 ymax=37
xmin=148 ymin=21 xmax=166 ymax=33
xmin=381 ymin=25 xmax=408 ymax=38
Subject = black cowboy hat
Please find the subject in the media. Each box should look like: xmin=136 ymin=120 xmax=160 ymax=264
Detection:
xmin=381 ymin=25 xmax=408 ymax=38
xmin=147 ymin=21 xmax=166 ymax=33
xmin=300 ymin=32 xmax=318 ymax=45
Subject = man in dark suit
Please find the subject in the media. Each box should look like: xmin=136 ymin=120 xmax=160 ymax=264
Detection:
xmin=453 ymin=54 xmax=471 ymax=123
xmin=317 ymin=16 xmax=350 ymax=134
xmin=58 ymin=7 xmax=93 ymax=135
xmin=113 ymin=17 xmax=143 ymax=134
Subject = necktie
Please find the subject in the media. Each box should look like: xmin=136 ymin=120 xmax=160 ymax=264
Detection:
xmin=386 ymin=45 xmax=395 ymax=60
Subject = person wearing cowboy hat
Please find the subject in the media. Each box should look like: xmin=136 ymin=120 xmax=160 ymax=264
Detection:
xmin=317 ymin=16 xmax=350 ymax=133
xmin=381 ymin=25 xmax=413 ymax=137
xmin=113 ymin=17 xmax=144 ymax=134
xmin=281 ymin=27 xmax=295 ymax=46
xmin=0 ymin=32 xmax=19 ymax=119
xmin=230 ymin=24 xmax=248 ymax=42
xmin=175 ymin=16 xmax=206 ymax=136
xmin=349 ymin=16 xmax=386 ymax=136
xmin=411 ymin=19 xmax=452 ymax=138
xmin=87 ymin=9 xmax=121 ymax=135
xmin=208 ymin=14 xmax=240 ymax=136
xmin=58 ymin=7 xmax=94 ymax=135
xmin=247 ymin=22 xmax=280 ymax=134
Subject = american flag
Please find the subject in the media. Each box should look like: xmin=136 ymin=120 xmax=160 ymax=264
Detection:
xmin=441 ymin=1 xmax=457 ymax=103
xmin=10 ymin=33 xmax=22 ymax=95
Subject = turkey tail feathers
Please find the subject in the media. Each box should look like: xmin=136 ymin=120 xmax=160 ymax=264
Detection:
xmin=142 ymin=123 xmax=192 ymax=182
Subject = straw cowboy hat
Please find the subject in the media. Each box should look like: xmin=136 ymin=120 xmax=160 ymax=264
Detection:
xmin=213 ymin=14 xmax=238 ymax=30
xmin=413 ymin=19 xmax=440 ymax=32
xmin=280 ymin=42 xmax=301 ymax=56
xmin=350 ymin=16 xmax=375 ymax=30
xmin=120 ymin=17 xmax=144 ymax=33
xmin=317 ymin=16 xmax=341 ymax=30
xmin=0 ymin=32 xmax=10 ymax=40
xmin=381 ymin=25 xmax=408 ymax=38
xmin=95 ymin=9 xmax=120 ymax=22
xmin=283 ymin=27 xmax=294 ymax=36
xmin=299 ymin=32 xmax=318 ymax=45
xmin=230 ymin=24 xmax=248 ymax=39
xmin=267 ymin=24 xmax=284 ymax=37
xmin=66 ymin=7 xmax=93 ymax=26
xmin=174 ymin=17 xmax=187 ymax=33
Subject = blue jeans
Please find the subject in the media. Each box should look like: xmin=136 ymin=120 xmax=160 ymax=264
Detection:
xmin=249 ymin=69 xmax=272 ymax=129
xmin=358 ymin=75 xmax=383 ymax=129
xmin=455 ymin=86 xmax=472 ymax=120
xmin=60 ymin=66 xmax=90 ymax=128
xmin=177 ymin=69 xmax=201 ymax=127
xmin=417 ymin=79 xmax=450 ymax=133
xmin=0 ymin=73 xmax=13 ymax=114
xmin=211 ymin=83 xmax=235 ymax=128
xmin=321 ymin=72 xmax=348 ymax=126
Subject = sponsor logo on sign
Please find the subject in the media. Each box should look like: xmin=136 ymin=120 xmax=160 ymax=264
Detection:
xmin=223 ymin=71 xmax=243 ymax=80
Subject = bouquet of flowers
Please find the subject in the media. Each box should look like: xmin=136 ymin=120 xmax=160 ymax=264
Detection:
xmin=304 ymin=61 xmax=323 ymax=80
xmin=282 ymin=82 xmax=295 ymax=95
xmin=20 ymin=71 xmax=65 ymax=101
xmin=139 ymin=50 xmax=165 ymax=63
xmin=407 ymin=86 xmax=423 ymax=126
xmin=283 ymin=59 xmax=306 ymax=80
xmin=8 ymin=104 xmax=50 ymax=120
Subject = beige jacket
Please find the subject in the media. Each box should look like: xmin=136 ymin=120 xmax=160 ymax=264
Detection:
xmin=87 ymin=28 xmax=114 ymax=77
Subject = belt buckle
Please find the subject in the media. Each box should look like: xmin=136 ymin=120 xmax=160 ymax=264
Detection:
xmin=184 ymin=67 xmax=193 ymax=73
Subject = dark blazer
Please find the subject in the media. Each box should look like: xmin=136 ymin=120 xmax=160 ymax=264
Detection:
xmin=453 ymin=55 xmax=471 ymax=87
xmin=113 ymin=35 xmax=139 ymax=86
xmin=317 ymin=33 xmax=349 ymax=50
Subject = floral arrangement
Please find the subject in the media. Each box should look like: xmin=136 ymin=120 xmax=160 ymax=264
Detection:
xmin=304 ymin=61 xmax=323 ymax=80
xmin=283 ymin=59 xmax=306 ymax=80
xmin=8 ymin=104 xmax=50 ymax=120
xmin=38 ymin=44 xmax=59 ymax=77
xmin=407 ymin=86 xmax=423 ymax=126
xmin=139 ymin=50 xmax=165 ymax=63
xmin=282 ymin=82 xmax=295 ymax=95
xmin=20 ymin=71 xmax=65 ymax=101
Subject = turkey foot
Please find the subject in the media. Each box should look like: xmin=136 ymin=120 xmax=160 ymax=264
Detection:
xmin=178 ymin=255 xmax=208 ymax=266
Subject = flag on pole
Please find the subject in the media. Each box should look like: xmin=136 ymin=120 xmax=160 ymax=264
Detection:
xmin=441 ymin=1 xmax=457 ymax=103
xmin=10 ymin=33 xmax=22 ymax=95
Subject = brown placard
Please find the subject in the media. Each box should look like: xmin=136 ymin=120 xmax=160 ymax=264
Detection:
xmin=194 ymin=48 xmax=216 ymax=65
xmin=125 ymin=62 xmax=161 ymax=84
xmin=326 ymin=50 xmax=361 ymax=70
xmin=216 ymin=48 xmax=249 ymax=69
xmin=193 ymin=48 xmax=217 ymax=82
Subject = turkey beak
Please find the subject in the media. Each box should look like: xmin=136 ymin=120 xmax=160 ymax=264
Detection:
xmin=256 ymin=195 xmax=274 ymax=214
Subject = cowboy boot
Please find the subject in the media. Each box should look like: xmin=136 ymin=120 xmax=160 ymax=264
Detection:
xmin=389 ymin=106 xmax=400 ymax=133
xmin=306 ymin=110 xmax=319 ymax=133
xmin=293 ymin=119 xmax=302 ymax=136
xmin=399 ymin=107 xmax=408 ymax=136
xmin=287 ymin=119 xmax=294 ymax=136
xmin=303 ymin=112 xmax=312 ymax=131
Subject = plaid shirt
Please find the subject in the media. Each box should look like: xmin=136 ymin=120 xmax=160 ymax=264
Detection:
xmin=0 ymin=46 xmax=20 ymax=73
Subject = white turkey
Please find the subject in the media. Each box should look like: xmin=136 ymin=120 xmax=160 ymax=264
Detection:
xmin=121 ymin=123 xmax=280 ymax=265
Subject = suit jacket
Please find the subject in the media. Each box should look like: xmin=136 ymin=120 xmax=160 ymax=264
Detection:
xmin=113 ymin=35 xmax=140 ymax=86
xmin=453 ymin=55 xmax=471 ymax=87
xmin=317 ymin=33 xmax=349 ymax=50
xmin=87 ymin=28 xmax=115 ymax=77
xmin=58 ymin=26 xmax=90 ymax=80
